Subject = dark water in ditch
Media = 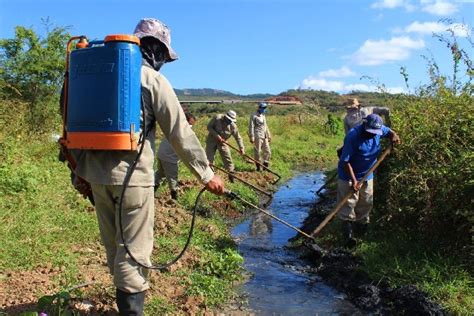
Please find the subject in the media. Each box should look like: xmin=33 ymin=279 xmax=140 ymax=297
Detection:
xmin=232 ymin=172 xmax=361 ymax=315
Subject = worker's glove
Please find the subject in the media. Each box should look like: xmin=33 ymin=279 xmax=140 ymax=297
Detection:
xmin=268 ymin=137 xmax=271 ymax=143
xmin=239 ymin=148 xmax=245 ymax=155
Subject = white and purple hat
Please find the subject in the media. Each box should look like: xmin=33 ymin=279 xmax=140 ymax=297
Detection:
xmin=134 ymin=18 xmax=178 ymax=62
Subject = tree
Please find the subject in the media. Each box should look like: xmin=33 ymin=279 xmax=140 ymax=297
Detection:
xmin=0 ymin=21 xmax=69 ymax=132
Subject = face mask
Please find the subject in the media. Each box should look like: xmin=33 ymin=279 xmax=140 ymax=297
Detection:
xmin=258 ymin=108 xmax=267 ymax=114
xmin=140 ymin=37 xmax=169 ymax=71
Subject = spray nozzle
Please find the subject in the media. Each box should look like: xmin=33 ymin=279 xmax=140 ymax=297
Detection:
xmin=224 ymin=189 xmax=238 ymax=200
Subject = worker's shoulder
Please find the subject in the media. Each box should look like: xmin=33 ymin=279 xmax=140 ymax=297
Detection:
xmin=141 ymin=66 xmax=173 ymax=89
xmin=346 ymin=125 xmax=363 ymax=139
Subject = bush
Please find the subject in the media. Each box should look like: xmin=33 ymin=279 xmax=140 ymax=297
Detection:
xmin=374 ymin=33 xmax=473 ymax=259
xmin=0 ymin=21 xmax=68 ymax=134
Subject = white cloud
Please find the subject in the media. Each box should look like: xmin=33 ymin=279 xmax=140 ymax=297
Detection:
xmin=300 ymin=77 xmax=345 ymax=91
xmin=421 ymin=0 xmax=459 ymax=16
xmin=352 ymin=36 xmax=425 ymax=66
xmin=405 ymin=21 xmax=448 ymax=33
xmin=298 ymin=77 xmax=405 ymax=94
xmin=404 ymin=21 xmax=471 ymax=37
xmin=318 ymin=66 xmax=356 ymax=78
xmin=371 ymin=0 xmax=416 ymax=11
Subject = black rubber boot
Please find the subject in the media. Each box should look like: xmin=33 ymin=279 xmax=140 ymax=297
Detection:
xmin=228 ymin=172 xmax=235 ymax=183
xmin=354 ymin=222 xmax=369 ymax=238
xmin=256 ymin=163 xmax=261 ymax=171
xmin=263 ymin=161 xmax=269 ymax=169
xmin=171 ymin=190 xmax=178 ymax=200
xmin=343 ymin=221 xmax=357 ymax=248
xmin=116 ymin=289 xmax=146 ymax=316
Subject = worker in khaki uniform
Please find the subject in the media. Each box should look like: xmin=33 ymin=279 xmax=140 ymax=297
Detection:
xmin=74 ymin=18 xmax=225 ymax=315
xmin=155 ymin=112 xmax=196 ymax=200
xmin=337 ymin=114 xmax=400 ymax=248
xmin=337 ymin=98 xmax=391 ymax=158
xmin=249 ymin=102 xmax=271 ymax=171
xmin=343 ymin=98 xmax=391 ymax=134
xmin=206 ymin=110 xmax=245 ymax=181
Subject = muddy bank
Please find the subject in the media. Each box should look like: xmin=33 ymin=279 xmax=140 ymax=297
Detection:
xmin=293 ymin=191 xmax=445 ymax=315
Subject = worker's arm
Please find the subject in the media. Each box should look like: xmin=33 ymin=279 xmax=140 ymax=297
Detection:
xmin=233 ymin=125 xmax=245 ymax=153
xmin=380 ymin=125 xmax=401 ymax=145
xmin=248 ymin=113 xmax=255 ymax=143
xmin=265 ymin=116 xmax=271 ymax=141
xmin=147 ymin=71 xmax=223 ymax=194
xmin=388 ymin=130 xmax=401 ymax=145
xmin=339 ymin=132 xmax=359 ymax=191
xmin=343 ymin=162 xmax=360 ymax=191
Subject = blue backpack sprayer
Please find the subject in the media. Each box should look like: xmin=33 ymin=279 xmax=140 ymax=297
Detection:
xmin=59 ymin=34 xmax=198 ymax=270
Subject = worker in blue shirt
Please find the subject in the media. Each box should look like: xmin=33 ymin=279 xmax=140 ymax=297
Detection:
xmin=337 ymin=114 xmax=400 ymax=247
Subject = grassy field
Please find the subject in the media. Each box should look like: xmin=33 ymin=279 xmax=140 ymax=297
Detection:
xmin=0 ymin=103 xmax=342 ymax=314
xmin=1 ymin=100 xmax=472 ymax=314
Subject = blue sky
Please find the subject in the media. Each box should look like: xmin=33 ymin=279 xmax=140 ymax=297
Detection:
xmin=0 ymin=0 xmax=472 ymax=95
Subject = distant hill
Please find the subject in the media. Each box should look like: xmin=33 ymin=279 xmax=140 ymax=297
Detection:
xmin=174 ymin=87 xmax=402 ymax=109
xmin=282 ymin=89 xmax=403 ymax=110
xmin=174 ymin=88 xmax=274 ymax=101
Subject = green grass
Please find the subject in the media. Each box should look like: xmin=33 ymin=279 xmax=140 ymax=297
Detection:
xmin=2 ymin=105 xmax=471 ymax=314
xmin=0 ymin=139 xmax=98 ymax=271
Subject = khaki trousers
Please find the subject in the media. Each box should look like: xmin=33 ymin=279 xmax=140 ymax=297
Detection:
xmin=254 ymin=137 xmax=271 ymax=163
xmin=91 ymin=184 xmax=154 ymax=293
xmin=155 ymin=159 xmax=179 ymax=191
xmin=205 ymin=139 xmax=234 ymax=172
xmin=337 ymin=179 xmax=374 ymax=223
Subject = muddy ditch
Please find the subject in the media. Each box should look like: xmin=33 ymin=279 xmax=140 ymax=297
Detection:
xmin=291 ymin=187 xmax=446 ymax=315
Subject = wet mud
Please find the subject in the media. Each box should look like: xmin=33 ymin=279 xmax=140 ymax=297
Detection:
xmin=294 ymin=186 xmax=445 ymax=315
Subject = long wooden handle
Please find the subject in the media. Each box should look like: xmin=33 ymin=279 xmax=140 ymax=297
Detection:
xmin=316 ymin=172 xmax=337 ymax=195
xmin=226 ymin=191 xmax=316 ymax=242
xmin=223 ymin=140 xmax=282 ymax=182
xmin=311 ymin=147 xmax=392 ymax=237
xmin=211 ymin=164 xmax=273 ymax=197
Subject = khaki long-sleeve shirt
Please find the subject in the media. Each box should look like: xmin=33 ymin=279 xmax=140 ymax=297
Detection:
xmin=248 ymin=112 xmax=271 ymax=141
xmin=206 ymin=114 xmax=244 ymax=150
xmin=344 ymin=106 xmax=390 ymax=134
xmin=75 ymin=65 xmax=214 ymax=186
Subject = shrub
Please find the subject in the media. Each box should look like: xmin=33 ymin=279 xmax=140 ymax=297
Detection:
xmin=374 ymin=33 xmax=473 ymax=259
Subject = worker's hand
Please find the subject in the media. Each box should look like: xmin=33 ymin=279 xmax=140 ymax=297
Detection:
xmin=250 ymin=138 xmax=254 ymax=144
xmin=205 ymin=175 xmax=225 ymax=195
xmin=351 ymin=180 xmax=361 ymax=192
xmin=217 ymin=136 xmax=225 ymax=144
xmin=391 ymin=133 xmax=401 ymax=146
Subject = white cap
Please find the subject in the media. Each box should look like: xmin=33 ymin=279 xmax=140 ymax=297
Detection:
xmin=225 ymin=110 xmax=237 ymax=122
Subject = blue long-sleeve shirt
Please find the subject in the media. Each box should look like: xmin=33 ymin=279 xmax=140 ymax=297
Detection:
xmin=338 ymin=124 xmax=391 ymax=181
